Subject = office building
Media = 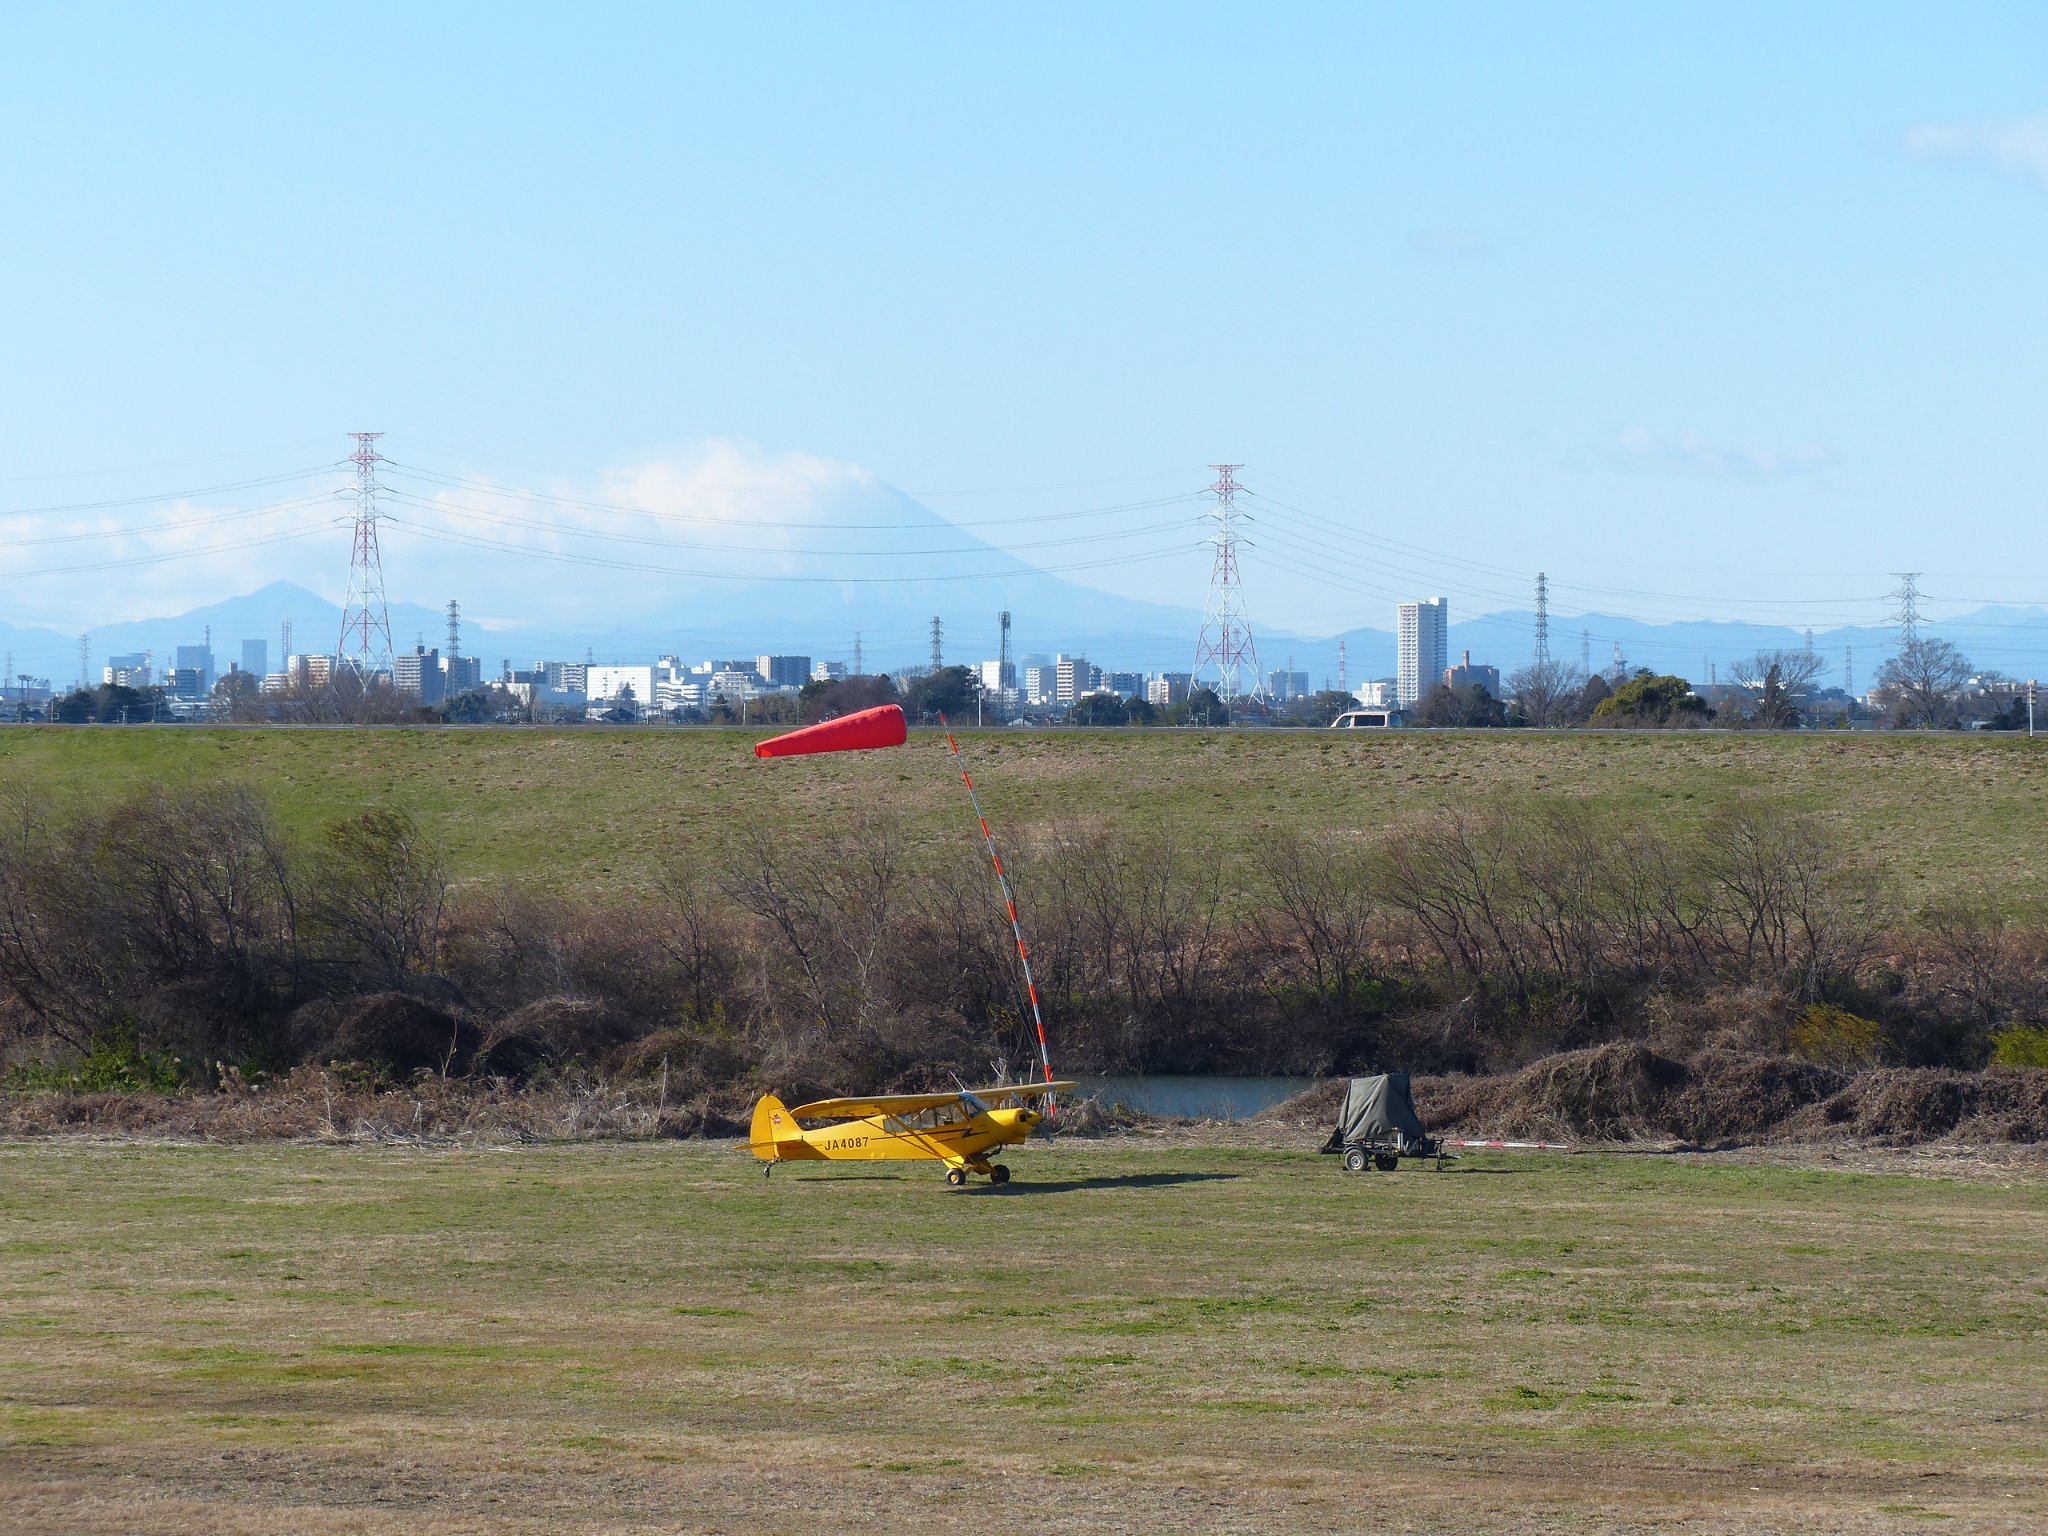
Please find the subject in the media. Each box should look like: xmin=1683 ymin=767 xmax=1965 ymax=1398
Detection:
xmin=175 ymin=643 xmax=213 ymax=689
xmin=239 ymin=639 xmax=267 ymax=678
xmin=1443 ymin=651 xmax=1501 ymax=697
xmin=103 ymin=653 xmax=151 ymax=688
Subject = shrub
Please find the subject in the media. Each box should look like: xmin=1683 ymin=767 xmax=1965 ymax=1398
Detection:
xmin=1787 ymin=1004 xmax=1885 ymax=1069
xmin=1989 ymin=1024 xmax=2048 ymax=1068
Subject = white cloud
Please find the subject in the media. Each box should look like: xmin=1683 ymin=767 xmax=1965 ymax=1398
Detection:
xmin=1905 ymin=116 xmax=2048 ymax=191
xmin=0 ymin=439 xmax=895 ymax=631
xmin=1615 ymin=426 xmax=1833 ymax=479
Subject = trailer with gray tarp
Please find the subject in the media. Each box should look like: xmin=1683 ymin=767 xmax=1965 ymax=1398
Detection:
xmin=1318 ymin=1072 xmax=1445 ymax=1170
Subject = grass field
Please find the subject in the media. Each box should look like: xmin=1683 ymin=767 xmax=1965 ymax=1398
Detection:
xmin=3 ymin=1137 xmax=2045 ymax=1533
xmin=2 ymin=726 xmax=2046 ymax=913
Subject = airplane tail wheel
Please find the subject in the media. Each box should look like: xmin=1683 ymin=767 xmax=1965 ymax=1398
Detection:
xmin=990 ymin=1164 xmax=1011 ymax=1185
xmin=762 ymin=1163 xmax=773 ymax=1178
xmin=945 ymin=1168 xmax=967 ymax=1187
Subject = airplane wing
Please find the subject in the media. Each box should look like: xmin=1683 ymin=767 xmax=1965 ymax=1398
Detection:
xmin=786 ymin=1091 xmax=969 ymax=1120
xmin=969 ymin=1081 xmax=1078 ymax=1104
xmin=786 ymin=1082 xmax=1078 ymax=1120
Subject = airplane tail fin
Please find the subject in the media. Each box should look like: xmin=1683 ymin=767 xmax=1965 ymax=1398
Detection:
xmin=749 ymin=1094 xmax=797 ymax=1161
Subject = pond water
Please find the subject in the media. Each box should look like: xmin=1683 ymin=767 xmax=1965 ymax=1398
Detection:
xmin=1072 ymin=1074 xmax=1320 ymax=1120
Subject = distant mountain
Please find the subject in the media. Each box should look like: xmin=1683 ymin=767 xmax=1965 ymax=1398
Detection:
xmin=5 ymin=483 xmax=2047 ymax=691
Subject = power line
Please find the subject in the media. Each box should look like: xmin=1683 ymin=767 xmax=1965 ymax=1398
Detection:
xmin=378 ymin=487 xmax=1189 ymax=559
xmin=381 ymin=461 xmax=1204 ymax=532
xmin=0 ymin=464 xmax=340 ymax=519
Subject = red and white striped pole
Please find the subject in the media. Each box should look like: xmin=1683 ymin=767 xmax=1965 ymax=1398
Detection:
xmin=937 ymin=713 xmax=1055 ymax=1098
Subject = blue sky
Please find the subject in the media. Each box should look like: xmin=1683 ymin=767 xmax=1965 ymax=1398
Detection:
xmin=1 ymin=3 xmax=2043 ymax=652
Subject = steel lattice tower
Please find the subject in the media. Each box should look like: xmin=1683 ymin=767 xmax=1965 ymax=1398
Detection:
xmin=930 ymin=616 xmax=943 ymax=672
xmin=337 ymin=432 xmax=395 ymax=679
xmin=1890 ymin=572 xmax=1922 ymax=650
xmin=1533 ymin=572 xmax=1550 ymax=663
xmin=1190 ymin=464 xmax=1264 ymax=712
xmin=998 ymin=610 xmax=1013 ymax=693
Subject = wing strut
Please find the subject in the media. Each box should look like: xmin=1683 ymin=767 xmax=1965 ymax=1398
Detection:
xmin=938 ymin=713 xmax=1056 ymax=1105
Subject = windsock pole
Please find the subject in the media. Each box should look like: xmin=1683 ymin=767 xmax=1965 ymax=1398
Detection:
xmin=937 ymin=713 xmax=1055 ymax=1097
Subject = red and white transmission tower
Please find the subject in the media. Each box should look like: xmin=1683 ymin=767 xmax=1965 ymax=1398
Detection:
xmin=337 ymin=432 xmax=395 ymax=680
xmin=1190 ymin=463 xmax=1264 ymax=713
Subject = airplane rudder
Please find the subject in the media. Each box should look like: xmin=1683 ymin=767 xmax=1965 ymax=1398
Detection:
xmin=749 ymin=1093 xmax=790 ymax=1159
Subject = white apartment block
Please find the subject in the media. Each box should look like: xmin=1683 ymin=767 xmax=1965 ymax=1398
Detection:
xmin=1397 ymin=599 xmax=1448 ymax=707
xmin=585 ymin=665 xmax=655 ymax=706
xmin=1054 ymin=655 xmax=1092 ymax=705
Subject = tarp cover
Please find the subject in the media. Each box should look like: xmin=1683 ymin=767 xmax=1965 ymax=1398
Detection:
xmin=1322 ymin=1073 xmax=1428 ymax=1152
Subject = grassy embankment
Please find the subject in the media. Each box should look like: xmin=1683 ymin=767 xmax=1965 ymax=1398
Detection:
xmin=2 ymin=1139 xmax=2044 ymax=1533
xmin=1 ymin=726 xmax=2045 ymax=914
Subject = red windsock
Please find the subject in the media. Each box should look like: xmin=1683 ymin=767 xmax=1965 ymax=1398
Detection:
xmin=754 ymin=704 xmax=908 ymax=759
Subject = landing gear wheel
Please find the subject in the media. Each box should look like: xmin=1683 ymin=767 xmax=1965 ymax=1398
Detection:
xmin=990 ymin=1164 xmax=1011 ymax=1185
xmin=762 ymin=1163 xmax=773 ymax=1178
xmin=945 ymin=1168 xmax=967 ymax=1187
xmin=1374 ymin=1153 xmax=1400 ymax=1172
xmin=1342 ymin=1147 xmax=1370 ymax=1173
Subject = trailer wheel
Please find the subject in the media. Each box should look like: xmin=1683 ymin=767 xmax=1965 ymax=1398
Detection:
xmin=1374 ymin=1153 xmax=1400 ymax=1172
xmin=1342 ymin=1147 xmax=1370 ymax=1173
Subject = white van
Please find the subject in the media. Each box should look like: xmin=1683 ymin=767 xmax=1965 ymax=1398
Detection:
xmin=1329 ymin=708 xmax=1405 ymax=729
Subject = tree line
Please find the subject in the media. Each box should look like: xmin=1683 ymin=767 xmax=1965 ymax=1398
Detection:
xmin=3 ymin=780 xmax=2043 ymax=1101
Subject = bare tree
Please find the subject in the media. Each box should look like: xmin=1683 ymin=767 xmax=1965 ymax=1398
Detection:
xmin=1872 ymin=637 xmax=1973 ymax=728
xmin=308 ymin=808 xmax=448 ymax=986
xmin=1254 ymin=830 xmax=1378 ymax=1017
xmin=1507 ymin=657 xmax=1583 ymax=727
xmin=725 ymin=814 xmax=901 ymax=1041
xmin=1695 ymin=801 xmax=1872 ymax=998
xmin=1729 ymin=649 xmax=1826 ymax=729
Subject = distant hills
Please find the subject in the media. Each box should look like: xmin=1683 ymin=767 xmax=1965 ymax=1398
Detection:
xmin=4 ymin=466 xmax=2046 ymax=690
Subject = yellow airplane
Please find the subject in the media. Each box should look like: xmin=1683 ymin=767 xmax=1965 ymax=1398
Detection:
xmin=749 ymin=1081 xmax=1075 ymax=1185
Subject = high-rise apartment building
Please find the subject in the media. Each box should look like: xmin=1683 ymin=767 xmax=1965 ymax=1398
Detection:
xmin=1397 ymin=598 xmax=1448 ymax=707
xmin=394 ymin=647 xmax=447 ymax=703
xmin=1054 ymin=654 xmax=1092 ymax=705
xmin=756 ymin=655 xmax=812 ymax=689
